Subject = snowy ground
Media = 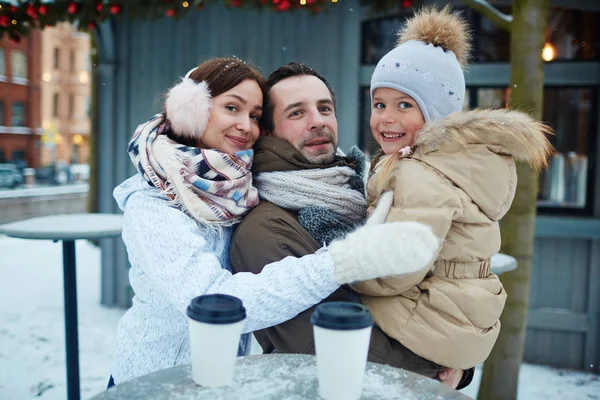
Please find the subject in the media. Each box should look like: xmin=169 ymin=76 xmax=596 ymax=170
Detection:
xmin=0 ymin=235 xmax=598 ymax=399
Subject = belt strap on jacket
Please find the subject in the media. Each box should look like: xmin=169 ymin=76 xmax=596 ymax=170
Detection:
xmin=432 ymin=258 xmax=491 ymax=279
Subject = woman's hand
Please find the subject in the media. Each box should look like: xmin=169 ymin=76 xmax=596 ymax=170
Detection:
xmin=438 ymin=368 xmax=464 ymax=389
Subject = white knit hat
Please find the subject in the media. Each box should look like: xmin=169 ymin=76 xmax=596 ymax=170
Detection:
xmin=370 ymin=6 xmax=472 ymax=122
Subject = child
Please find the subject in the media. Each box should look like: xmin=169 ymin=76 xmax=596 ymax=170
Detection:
xmin=349 ymin=6 xmax=553 ymax=373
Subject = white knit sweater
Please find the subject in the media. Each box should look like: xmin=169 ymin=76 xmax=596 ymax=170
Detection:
xmin=111 ymin=175 xmax=338 ymax=384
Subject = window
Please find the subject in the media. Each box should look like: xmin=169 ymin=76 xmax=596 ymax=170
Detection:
xmin=362 ymin=12 xmax=413 ymax=64
xmin=0 ymin=49 xmax=5 ymax=77
xmin=53 ymin=47 xmax=60 ymax=69
xmin=538 ymin=87 xmax=596 ymax=212
xmin=11 ymin=50 xmax=27 ymax=80
xmin=70 ymin=49 xmax=76 ymax=72
xmin=69 ymin=94 xmax=75 ymax=119
xmin=544 ymin=9 xmax=600 ymax=61
xmin=470 ymin=86 xmax=596 ymax=213
xmin=11 ymin=102 xmax=26 ymax=127
xmin=0 ymin=101 xmax=4 ymax=125
xmin=53 ymin=93 xmax=60 ymax=117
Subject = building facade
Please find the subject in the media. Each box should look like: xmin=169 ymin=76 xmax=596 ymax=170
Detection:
xmin=0 ymin=30 xmax=42 ymax=169
xmin=40 ymin=23 xmax=91 ymax=167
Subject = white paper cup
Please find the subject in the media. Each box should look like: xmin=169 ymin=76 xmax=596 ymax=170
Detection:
xmin=186 ymin=294 xmax=246 ymax=387
xmin=311 ymin=302 xmax=373 ymax=400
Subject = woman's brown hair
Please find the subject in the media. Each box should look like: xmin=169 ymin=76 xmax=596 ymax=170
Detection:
xmin=166 ymin=57 xmax=266 ymax=146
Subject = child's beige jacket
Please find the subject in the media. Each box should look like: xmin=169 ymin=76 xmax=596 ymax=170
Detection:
xmin=354 ymin=109 xmax=552 ymax=369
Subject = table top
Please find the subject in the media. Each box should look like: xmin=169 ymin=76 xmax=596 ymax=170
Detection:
xmin=0 ymin=213 xmax=123 ymax=241
xmin=490 ymin=253 xmax=518 ymax=275
xmin=91 ymin=354 xmax=471 ymax=400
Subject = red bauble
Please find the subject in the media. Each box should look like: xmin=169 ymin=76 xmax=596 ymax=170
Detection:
xmin=67 ymin=2 xmax=78 ymax=15
xmin=96 ymin=3 xmax=103 ymax=12
xmin=276 ymin=0 xmax=291 ymax=11
xmin=272 ymin=0 xmax=280 ymax=5
xmin=166 ymin=9 xmax=175 ymax=17
xmin=88 ymin=21 xmax=96 ymax=29
xmin=38 ymin=5 xmax=48 ymax=15
xmin=0 ymin=16 xmax=9 ymax=28
xmin=401 ymin=0 xmax=412 ymax=8
xmin=231 ymin=0 xmax=241 ymax=6
xmin=109 ymin=4 xmax=121 ymax=15
xmin=306 ymin=0 xmax=317 ymax=4
xmin=26 ymin=5 xmax=37 ymax=17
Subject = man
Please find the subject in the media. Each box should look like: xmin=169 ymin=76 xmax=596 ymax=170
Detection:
xmin=230 ymin=62 xmax=472 ymax=389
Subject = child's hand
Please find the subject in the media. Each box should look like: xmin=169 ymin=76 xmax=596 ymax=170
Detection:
xmin=438 ymin=368 xmax=463 ymax=389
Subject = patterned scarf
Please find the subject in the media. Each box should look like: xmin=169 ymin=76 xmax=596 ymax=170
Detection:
xmin=128 ymin=114 xmax=259 ymax=226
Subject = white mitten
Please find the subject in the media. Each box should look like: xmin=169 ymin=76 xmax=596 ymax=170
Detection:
xmin=329 ymin=221 xmax=440 ymax=284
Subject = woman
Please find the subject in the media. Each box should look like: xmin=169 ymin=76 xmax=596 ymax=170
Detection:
xmin=110 ymin=57 xmax=439 ymax=385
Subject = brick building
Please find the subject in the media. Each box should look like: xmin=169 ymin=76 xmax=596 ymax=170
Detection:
xmin=0 ymin=30 xmax=42 ymax=169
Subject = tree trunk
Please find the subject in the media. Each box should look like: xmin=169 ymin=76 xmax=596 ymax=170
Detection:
xmin=477 ymin=1 xmax=549 ymax=399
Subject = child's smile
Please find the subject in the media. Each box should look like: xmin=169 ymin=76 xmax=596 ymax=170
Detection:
xmin=370 ymin=88 xmax=425 ymax=155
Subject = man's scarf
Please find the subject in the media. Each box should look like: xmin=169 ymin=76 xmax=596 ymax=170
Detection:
xmin=128 ymin=114 xmax=259 ymax=226
xmin=254 ymin=146 xmax=367 ymax=243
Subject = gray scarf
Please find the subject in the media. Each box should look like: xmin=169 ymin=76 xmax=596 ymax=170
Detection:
xmin=254 ymin=146 xmax=367 ymax=244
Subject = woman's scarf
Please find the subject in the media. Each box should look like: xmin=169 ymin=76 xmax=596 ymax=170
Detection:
xmin=128 ymin=114 xmax=259 ymax=226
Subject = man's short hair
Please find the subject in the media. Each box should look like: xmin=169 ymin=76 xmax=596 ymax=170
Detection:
xmin=263 ymin=62 xmax=337 ymax=133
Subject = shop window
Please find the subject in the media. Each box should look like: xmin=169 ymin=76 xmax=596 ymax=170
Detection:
xmin=538 ymin=87 xmax=596 ymax=212
xmin=362 ymin=8 xmax=599 ymax=64
xmin=544 ymin=9 xmax=600 ymax=62
xmin=11 ymin=102 xmax=26 ymax=127
xmin=471 ymin=86 xmax=596 ymax=213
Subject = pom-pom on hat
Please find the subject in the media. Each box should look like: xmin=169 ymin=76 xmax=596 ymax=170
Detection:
xmin=164 ymin=66 xmax=212 ymax=143
xmin=370 ymin=6 xmax=472 ymax=122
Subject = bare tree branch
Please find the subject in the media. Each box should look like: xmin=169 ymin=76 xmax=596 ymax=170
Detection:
xmin=460 ymin=0 xmax=513 ymax=31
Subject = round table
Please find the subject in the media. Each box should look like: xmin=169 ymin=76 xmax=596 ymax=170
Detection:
xmin=91 ymin=354 xmax=471 ymax=399
xmin=0 ymin=213 xmax=124 ymax=400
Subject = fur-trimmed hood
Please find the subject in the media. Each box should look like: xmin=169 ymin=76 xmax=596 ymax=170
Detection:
xmin=415 ymin=108 xmax=553 ymax=171
xmin=410 ymin=108 xmax=554 ymax=220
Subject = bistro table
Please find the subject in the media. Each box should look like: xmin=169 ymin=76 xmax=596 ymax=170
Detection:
xmin=0 ymin=213 xmax=124 ymax=400
xmin=90 ymin=354 xmax=471 ymax=400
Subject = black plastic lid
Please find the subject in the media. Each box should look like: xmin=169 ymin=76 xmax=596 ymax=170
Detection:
xmin=310 ymin=302 xmax=373 ymax=330
xmin=186 ymin=294 xmax=246 ymax=324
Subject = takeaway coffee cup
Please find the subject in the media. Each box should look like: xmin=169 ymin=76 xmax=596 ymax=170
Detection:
xmin=186 ymin=294 xmax=246 ymax=387
xmin=310 ymin=302 xmax=373 ymax=400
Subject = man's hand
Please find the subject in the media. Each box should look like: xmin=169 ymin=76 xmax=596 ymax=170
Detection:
xmin=438 ymin=368 xmax=463 ymax=389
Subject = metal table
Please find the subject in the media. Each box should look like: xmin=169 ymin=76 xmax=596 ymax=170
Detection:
xmin=0 ymin=213 xmax=124 ymax=400
xmin=90 ymin=354 xmax=471 ymax=399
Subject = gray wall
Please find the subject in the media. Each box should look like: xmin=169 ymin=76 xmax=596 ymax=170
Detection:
xmin=95 ymin=1 xmax=362 ymax=308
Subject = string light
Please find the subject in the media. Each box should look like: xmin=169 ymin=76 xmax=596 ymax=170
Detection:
xmin=182 ymin=1 xmax=189 ymax=7
xmin=300 ymin=0 xmax=306 ymax=5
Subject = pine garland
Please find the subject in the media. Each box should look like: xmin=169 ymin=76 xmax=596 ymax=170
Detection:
xmin=0 ymin=0 xmax=340 ymax=41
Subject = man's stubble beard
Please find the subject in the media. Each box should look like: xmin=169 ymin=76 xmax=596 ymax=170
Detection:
xmin=298 ymin=129 xmax=337 ymax=165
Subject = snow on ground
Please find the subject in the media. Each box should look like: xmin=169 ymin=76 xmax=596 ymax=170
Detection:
xmin=0 ymin=235 xmax=598 ymax=399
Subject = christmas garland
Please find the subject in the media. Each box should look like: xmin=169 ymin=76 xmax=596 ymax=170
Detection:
xmin=0 ymin=0 xmax=341 ymax=41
